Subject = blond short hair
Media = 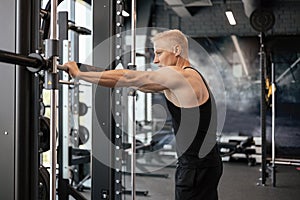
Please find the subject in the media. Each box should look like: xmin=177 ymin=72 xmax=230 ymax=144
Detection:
xmin=151 ymin=29 xmax=189 ymax=59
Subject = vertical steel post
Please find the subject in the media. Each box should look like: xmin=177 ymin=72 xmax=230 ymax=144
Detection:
xmin=131 ymin=0 xmax=136 ymax=67
xmin=130 ymin=0 xmax=137 ymax=199
xmin=271 ymin=62 xmax=276 ymax=187
xmin=49 ymin=0 xmax=58 ymax=199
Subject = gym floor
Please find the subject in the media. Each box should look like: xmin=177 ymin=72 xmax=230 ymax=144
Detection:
xmin=70 ymin=156 xmax=300 ymax=200
xmin=121 ymin=161 xmax=300 ymax=200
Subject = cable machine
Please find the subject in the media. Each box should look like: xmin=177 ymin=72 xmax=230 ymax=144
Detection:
xmin=0 ymin=0 xmax=139 ymax=199
xmin=0 ymin=0 xmax=91 ymax=199
xmin=250 ymin=8 xmax=275 ymax=186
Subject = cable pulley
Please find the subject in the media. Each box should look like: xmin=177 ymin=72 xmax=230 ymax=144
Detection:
xmin=250 ymin=9 xmax=275 ymax=32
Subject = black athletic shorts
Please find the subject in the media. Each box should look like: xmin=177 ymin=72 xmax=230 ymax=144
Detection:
xmin=175 ymin=155 xmax=223 ymax=200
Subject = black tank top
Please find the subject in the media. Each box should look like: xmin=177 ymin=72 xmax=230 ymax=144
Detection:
xmin=166 ymin=67 xmax=221 ymax=168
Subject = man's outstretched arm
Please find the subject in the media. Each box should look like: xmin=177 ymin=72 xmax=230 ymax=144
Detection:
xmin=63 ymin=61 xmax=182 ymax=92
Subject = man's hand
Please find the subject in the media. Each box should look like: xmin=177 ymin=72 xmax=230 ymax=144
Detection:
xmin=63 ymin=61 xmax=80 ymax=78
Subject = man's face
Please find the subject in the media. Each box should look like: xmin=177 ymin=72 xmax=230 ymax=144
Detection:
xmin=153 ymin=40 xmax=177 ymax=67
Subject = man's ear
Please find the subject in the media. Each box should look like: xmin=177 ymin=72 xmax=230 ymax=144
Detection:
xmin=173 ymin=45 xmax=182 ymax=57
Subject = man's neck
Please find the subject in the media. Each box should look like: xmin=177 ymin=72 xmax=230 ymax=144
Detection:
xmin=176 ymin=57 xmax=190 ymax=68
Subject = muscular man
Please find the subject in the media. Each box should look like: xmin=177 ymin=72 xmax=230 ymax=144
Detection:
xmin=64 ymin=29 xmax=223 ymax=200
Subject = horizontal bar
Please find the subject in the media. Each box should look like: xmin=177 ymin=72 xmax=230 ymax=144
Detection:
xmin=57 ymin=63 xmax=105 ymax=72
xmin=0 ymin=49 xmax=43 ymax=68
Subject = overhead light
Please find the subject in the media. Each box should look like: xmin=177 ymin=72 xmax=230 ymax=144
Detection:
xmin=231 ymin=35 xmax=249 ymax=76
xmin=225 ymin=10 xmax=237 ymax=25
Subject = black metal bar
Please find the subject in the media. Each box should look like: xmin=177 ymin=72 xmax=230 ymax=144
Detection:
xmin=92 ymin=0 xmax=116 ymax=199
xmin=68 ymin=185 xmax=88 ymax=200
xmin=31 ymin=0 xmax=41 ymax=51
xmin=123 ymin=171 xmax=169 ymax=179
xmin=30 ymin=0 xmax=41 ymax=199
xmin=15 ymin=0 xmax=39 ymax=199
xmin=136 ymin=162 xmax=177 ymax=168
xmin=122 ymin=190 xmax=149 ymax=196
xmin=58 ymin=12 xmax=69 ymax=200
xmin=0 ymin=50 xmax=43 ymax=69
xmin=259 ymin=33 xmax=267 ymax=186
xmin=70 ymin=156 xmax=91 ymax=166
xmin=31 ymin=73 xmax=40 ymax=200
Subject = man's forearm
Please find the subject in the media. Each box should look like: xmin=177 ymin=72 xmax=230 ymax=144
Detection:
xmin=77 ymin=71 xmax=103 ymax=85
xmin=77 ymin=69 xmax=130 ymax=88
